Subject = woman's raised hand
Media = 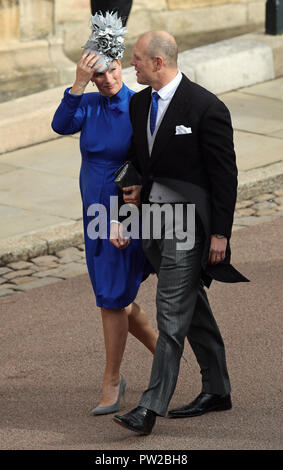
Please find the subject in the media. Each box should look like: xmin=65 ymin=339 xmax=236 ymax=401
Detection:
xmin=70 ymin=51 xmax=100 ymax=95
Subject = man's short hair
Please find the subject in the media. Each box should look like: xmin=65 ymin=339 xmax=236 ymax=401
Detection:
xmin=146 ymin=32 xmax=178 ymax=67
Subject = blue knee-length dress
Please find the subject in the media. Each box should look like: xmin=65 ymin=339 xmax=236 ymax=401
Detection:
xmin=52 ymin=83 xmax=153 ymax=308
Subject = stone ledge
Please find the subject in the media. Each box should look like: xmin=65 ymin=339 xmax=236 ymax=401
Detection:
xmin=0 ymin=221 xmax=84 ymax=267
xmin=179 ymin=37 xmax=274 ymax=94
xmin=241 ymin=31 xmax=283 ymax=78
xmin=0 ymin=86 xmax=67 ymax=154
xmin=1 ymin=31 xmax=282 ymax=155
xmin=0 ymin=33 xmax=283 ymax=154
xmin=0 ymin=37 xmax=76 ymax=103
xmin=238 ymin=161 xmax=283 ymax=200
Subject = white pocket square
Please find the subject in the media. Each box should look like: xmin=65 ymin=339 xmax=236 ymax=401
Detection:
xmin=175 ymin=125 xmax=192 ymax=135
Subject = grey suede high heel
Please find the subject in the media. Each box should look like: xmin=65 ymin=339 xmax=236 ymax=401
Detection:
xmin=91 ymin=375 xmax=126 ymax=416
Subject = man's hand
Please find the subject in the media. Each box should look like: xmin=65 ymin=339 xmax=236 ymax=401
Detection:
xmin=122 ymin=185 xmax=142 ymax=206
xmin=208 ymin=235 xmax=227 ymax=265
xmin=110 ymin=222 xmax=130 ymax=250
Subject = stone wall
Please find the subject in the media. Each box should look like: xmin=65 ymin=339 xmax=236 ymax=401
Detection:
xmin=0 ymin=0 xmax=266 ymax=102
xmin=0 ymin=0 xmax=54 ymax=42
xmin=0 ymin=0 xmax=75 ymax=102
xmin=54 ymin=0 xmax=90 ymax=59
xmin=54 ymin=0 xmax=266 ymax=62
xmin=0 ymin=0 xmax=19 ymax=41
xmin=127 ymin=0 xmax=265 ymax=46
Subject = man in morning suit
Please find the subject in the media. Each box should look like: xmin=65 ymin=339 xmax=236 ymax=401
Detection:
xmin=110 ymin=31 xmax=248 ymax=435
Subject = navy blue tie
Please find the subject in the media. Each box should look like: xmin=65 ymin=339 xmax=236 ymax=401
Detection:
xmin=150 ymin=92 xmax=160 ymax=135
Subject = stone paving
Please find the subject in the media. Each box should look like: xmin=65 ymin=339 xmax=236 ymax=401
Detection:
xmin=0 ymin=245 xmax=87 ymax=298
xmin=0 ymin=189 xmax=282 ymax=299
xmin=233 ymin=188 xmax=283 ymax=225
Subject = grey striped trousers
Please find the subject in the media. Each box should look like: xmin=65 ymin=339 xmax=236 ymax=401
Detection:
xmin=139 ymin=212 xmax=231 ymax=416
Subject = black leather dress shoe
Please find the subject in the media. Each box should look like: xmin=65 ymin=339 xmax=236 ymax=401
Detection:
xmin=113 ymin=406 xmax=156 ymax=435
xmin=168 ymin=392 xmax=232 ymax=418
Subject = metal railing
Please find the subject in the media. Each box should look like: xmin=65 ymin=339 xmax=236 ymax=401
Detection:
xmin=265 ymin=0 xmax=283 ymax=35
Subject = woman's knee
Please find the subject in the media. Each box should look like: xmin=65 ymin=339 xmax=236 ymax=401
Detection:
xmin=101 ymin=306 xmax=125 ymax=316
xmin=124 ymin=302 xmax=135 ymax=317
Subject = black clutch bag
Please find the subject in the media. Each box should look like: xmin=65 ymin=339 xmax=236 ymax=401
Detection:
xmin=114 ymin=161 xmax=141 ymax=189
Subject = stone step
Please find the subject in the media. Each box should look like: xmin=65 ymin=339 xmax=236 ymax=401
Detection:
xmin=1 ymin=32 xmax=282 ymax=154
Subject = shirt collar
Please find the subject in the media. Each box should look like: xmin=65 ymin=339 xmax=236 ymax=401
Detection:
xmin=152 ymin=70 xmax=182 ymax=100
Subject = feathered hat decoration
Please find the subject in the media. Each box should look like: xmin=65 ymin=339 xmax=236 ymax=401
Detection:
xmin=83 ymin=11 xmax=127 ymax=72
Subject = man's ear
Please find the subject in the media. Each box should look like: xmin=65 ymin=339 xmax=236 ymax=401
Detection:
xmin=153 ymin=56 xmax=163 ymax=72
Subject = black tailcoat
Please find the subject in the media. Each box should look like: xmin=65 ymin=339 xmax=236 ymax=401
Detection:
xmin=126 ymin=74 xmax=249 ymax=286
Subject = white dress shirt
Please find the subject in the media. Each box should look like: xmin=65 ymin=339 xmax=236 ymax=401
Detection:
xmin=147 ymin=70 xmax=182 ymax=155
xmin=151 ymin=70 xmax=183 ymax=128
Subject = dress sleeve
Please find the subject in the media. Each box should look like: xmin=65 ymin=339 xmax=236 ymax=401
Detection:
xmin=51 ymin=88 xmax=87 ymax=135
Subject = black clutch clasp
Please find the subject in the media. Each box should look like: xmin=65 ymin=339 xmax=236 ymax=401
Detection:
xmin=114 ymin=161 xmax=141 ymax=189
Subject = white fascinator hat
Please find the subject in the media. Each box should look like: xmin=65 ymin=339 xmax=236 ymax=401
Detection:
xmin=83 ymin=10 xmax=127 ymax=73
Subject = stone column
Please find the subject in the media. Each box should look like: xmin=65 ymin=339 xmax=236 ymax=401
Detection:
xmin=19 ymin=0 xmax=54 ymax=40
xmin=0 ymin=0 xmax=75 ymax=102
xmin=0 ymin=0 xmax=19 ymax=41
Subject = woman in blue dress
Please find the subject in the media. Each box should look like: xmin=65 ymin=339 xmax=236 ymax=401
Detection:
xmin=51 ymin=12 xmax=157 ymax=415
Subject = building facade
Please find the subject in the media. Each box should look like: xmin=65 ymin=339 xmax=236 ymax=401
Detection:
xmin=0 ymin=0 xmax=266 ymax=101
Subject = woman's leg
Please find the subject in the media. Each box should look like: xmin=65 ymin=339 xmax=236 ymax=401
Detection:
xmin=126 ymin=302 xmax=158 ymax=354
xmin=99 ymin=307 xmax=128 ymax=407
xmin=98 ymin=302 xmax=157 ymax=406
